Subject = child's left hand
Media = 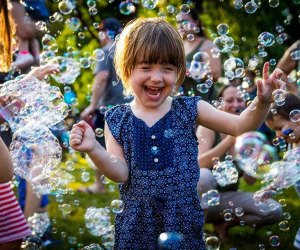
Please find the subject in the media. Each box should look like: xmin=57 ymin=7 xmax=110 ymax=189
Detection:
xmin=24 ymin=63 xmax=59 ymax=81
xmin=256 ymin=62 xmax=286 ymax=104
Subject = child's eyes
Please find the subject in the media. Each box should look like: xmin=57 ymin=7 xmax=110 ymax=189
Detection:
xmin=163 ymin=66 xmax=176 ymax=71
xmin=138 ymin=64 xmax=150 ymax=70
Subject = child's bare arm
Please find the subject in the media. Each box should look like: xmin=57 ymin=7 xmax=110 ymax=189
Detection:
xmin=0 ymin=137 xmax=14 ymax=183
xmin=197 ymin=62 xmax=285 ymax=136
xmin=69 ymin=120 xmax=128 ymax=183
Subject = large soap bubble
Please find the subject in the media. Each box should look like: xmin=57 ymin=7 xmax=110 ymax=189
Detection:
xmin=50 ymin=56 xmax=81 ymax=84
xmin=0 ymin=76 xmax=69 ymax=131
xmin=85 ymin=207 xmax=111 ymax=236
xmin=235 ymin=132 xmax=278 ymax=178
xmin=10 ymin=123 xmax=62 ymax=194
xmin=212 ymin=160 xmax=239 ymax=187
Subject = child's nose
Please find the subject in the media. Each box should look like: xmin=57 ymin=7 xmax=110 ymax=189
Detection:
xmin=151 ymin=70 xmax=163 ymax=82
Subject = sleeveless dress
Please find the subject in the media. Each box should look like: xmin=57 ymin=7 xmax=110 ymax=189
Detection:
xmin=105 ymin=96 xmax=205 ymax=250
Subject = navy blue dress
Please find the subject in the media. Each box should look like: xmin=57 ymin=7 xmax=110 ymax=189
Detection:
xmin=105 ymin=96 xmax=205 ymax=250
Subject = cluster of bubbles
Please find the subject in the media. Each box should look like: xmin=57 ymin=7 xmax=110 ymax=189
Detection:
xmin=82 ymin=243 xmax=103 ymax=250
xmin=233 ymin=0 xmax=260 ymax=14
xmin=27 ymin=212 xmax=51 ymax=237
xmin=224 ymin=57 xmax=245 ymax=80
xmin=235 ymin=132 xmax=278 ymax=179
xmin=201 ymin=189 xmax=220 ymax=208
xmin=212 ymin=158 xmax=239 ymax=187
xmin=20 ymin=235 xmax=42 ymax=250
xmin=0 ymin=76 xmax=68 ymax=130
xmin=84 ymin=207 xmax=112 ymax=236
xmin=83 ymin=203 xmax=126 ymax=248
xmin=213 ymin=23 xmax=235 ymax=53
xmin=188 ymin=52 xmax=214 ymax=94
xmin=254 ymin=147 xmax=300 ymax=212
xmin=0 ymin=76 xmax=69 ymax=194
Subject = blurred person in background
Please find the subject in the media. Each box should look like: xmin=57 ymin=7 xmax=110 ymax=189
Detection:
xmin=79 ymin=17 xmax=129 ymax=194
xmin=176 ymin=8 xmax=221 ymax=101
xmin=197 ymin=84 xmax=282 ymax=240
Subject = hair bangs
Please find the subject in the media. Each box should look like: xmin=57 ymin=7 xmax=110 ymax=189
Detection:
xmin=133 ymin=24 xmax=183 ymax=69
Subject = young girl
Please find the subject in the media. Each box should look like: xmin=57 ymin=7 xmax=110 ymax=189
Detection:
xmin=70 ymin=17 xmax=285 ymax=249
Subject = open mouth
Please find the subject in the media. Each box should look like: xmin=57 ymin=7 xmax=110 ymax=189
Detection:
xmin=145 ymin=86 xmax=162 ymax=99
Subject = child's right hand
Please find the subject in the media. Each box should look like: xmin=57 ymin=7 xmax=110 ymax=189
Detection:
xmin=24 ymin=63 xmax=59 ymax=81
xmin=70 ymin=120 xmax=97 ymax=153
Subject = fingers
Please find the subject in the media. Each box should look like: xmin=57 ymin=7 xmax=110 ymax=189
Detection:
xmin=262 ymin=62 xmax=270 ymax=82
xmin=273 ymin=78 xmax=286 ymax=91
xmin=76 ymin=120 xmax=91 ymax=130
xmin=70 ymin=123 xmax=85 ymax=147
xmin=270 ymin=67 xmax=283 ymax=80
xmin=256 ymin=79 xmax=263 ymax=96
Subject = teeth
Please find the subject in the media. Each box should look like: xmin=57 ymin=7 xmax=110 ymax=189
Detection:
xmin=147 ymin=86 xmax=161 ymax=90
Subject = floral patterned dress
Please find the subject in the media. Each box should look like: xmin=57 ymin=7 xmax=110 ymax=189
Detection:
xmin=106 ymin=96 xmax=205 ymax=250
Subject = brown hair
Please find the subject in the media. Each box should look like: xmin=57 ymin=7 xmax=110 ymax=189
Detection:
xmin=266 ymin=93 xmax=300 ymax=121
xmin=0 ymin=0 xmax=16 ymax=72
xmin=114 ymin=17 xmax=186 ymax=96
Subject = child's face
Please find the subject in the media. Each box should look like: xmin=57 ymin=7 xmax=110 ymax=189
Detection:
xmin=266 ymin=115 xmax=300 ymax=144
xmin=130 ymin=63 xmax=177 ymax=108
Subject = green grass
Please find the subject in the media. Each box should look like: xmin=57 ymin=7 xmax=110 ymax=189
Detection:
xmin=45 ymin=153 xmax=300 ymax=250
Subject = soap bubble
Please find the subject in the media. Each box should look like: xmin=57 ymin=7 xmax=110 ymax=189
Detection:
xmin=84 ymin=207 xmax=111 ymax=236
xmin=290 ymin=50 xmax=300 ymax=60
xmin=158 ymin=232 xmax=184 ymax=250
xmin=189 ymin=52 xmax=211 ymax=81
xmin=180 ymin=4 xmax=190 ymax=14
xmin=245 ymin=1 xmax=258 ymax=14
xmin=269 ymin=0 xmax=280 ymax=8
xmin=234 ymin=207 xmax=244 ymax=217
xmin=50 ymin=57 xmax=81 ymax=84
xmin=233 ymin=0 xmax=244 ymax=9
xmin=269 ymin=235 xmax=280 ymax=247
xmin=212 ymin=161 xmax=239 ymax=187
xmin=119 ymin=1 xmax=136 ymax=15
xmin=110 ymin=199 xmax=124 ymax=214
xmin=213 ymin=35 xmax=235 ymax=53
xmin=66 ymin=17 xmax=81 ymax=31
xmin=272 ymin=89 xmax=286 ymax=106
xmin=217 ymin=23 xmax=229 ymax=36
xmin=58 ymin=0 xmax=75 ymax=15
xmin=205 ymin=236 xmax=220 ymax=250
xmin=42 ymin=34 xmax=57 ymax=51
xmin=235 ymin=132 xmax=277 ymax=178
xmin=201 ymin=189 xmax=220 ymax=207
xmin=279 ymin=220 xmax=290 ymax=231
xmin=142 ymin=0 xmax=158 ymax=9
xmin=27 ymin=212 xmax=50 ymax=237
xmin=92 ymin=49 xmax=105 ymax=61
xmin=289 ymin=109 xmax=300 ymax=122
xmin=258 ymin=32 xmax=275 ymax=47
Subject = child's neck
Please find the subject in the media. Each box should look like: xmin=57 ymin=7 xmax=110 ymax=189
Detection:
xmin=130 ymin=97 xmax=173 ymax=127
